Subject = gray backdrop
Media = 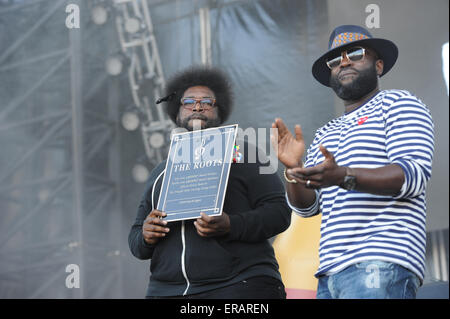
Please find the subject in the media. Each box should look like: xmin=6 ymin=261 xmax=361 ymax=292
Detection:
xmin=0 ymin=0 xmax=447 ymax=298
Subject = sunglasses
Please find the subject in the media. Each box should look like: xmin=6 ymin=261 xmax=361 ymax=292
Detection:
xmin=326 ymin=47 xmax=366 ymax=69
xmin=180 ymin=97 xmax=216 ymax=110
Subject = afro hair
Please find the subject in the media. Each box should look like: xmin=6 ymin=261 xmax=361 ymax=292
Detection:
xmin=163 ymin=65 xmax=233 ymax=124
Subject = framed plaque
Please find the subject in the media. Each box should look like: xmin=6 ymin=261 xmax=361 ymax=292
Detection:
xmin=157 ymin=124 xmax=238 ymax=222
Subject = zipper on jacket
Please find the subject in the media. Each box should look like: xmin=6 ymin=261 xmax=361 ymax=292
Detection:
xmin=181 ymin=220 xmax=190 ymax=295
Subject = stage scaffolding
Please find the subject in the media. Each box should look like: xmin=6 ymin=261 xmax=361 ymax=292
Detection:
xmin=0 ymin=0 xmax=173 ymax=298
xmin=1 ymin=0 xmax=446 ymax=299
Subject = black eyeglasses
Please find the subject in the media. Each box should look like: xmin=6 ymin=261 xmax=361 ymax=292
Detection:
xmin=326 ymin=47 xmax=366 ymax=69
xmin=180 ymin=97 xmax=216 ymax=110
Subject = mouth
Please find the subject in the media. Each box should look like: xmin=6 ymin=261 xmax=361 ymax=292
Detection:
xmin=338 ymin=71 xmax=358 ymax=80
xmin=189 ymin=115 xmax=207 ymax=121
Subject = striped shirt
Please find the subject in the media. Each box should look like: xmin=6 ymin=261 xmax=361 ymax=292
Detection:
xmin=287 ymin=89 xmax=435 ymax=282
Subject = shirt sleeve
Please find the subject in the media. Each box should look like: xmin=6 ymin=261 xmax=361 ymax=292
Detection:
xmin=285 ymin=190 xmax=320 ymax=217
xmin=128 ymin=179 xmax=157 ymax=260
xmin=128 ymin=163 xmax=166 ymax=260
xmin=384 ymin=93 xmax=435 ymax=199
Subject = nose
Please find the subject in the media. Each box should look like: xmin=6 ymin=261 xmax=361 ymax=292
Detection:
xmin=339 ymin=52 xmax=352 ymax=68
xmin=192 ymin=101 xmax=204 ymax=112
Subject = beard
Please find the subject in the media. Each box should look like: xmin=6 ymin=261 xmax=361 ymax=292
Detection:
xmin=330 ymin=62 xmax=379 ymax=101
xmin=176 ymin=113 xmax=222 ymax=131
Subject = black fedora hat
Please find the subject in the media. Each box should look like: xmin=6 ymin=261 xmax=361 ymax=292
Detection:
xmin=312 ymin=25 xmax=398 ymax=87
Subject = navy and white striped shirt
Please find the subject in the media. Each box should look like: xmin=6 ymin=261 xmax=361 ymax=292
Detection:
xmin=287 ymin=90 xmax=435 ymax=282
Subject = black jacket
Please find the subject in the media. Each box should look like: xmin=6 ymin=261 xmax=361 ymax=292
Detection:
xmin=128 ymin=143 xmax=291 ymax=297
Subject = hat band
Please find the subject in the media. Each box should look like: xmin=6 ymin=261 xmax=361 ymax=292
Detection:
xmin=331 ymin=32 xmax=370 ymax=49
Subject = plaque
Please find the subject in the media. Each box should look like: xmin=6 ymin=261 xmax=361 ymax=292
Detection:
xmin=157 ymin=124 xmax=238 ymax=222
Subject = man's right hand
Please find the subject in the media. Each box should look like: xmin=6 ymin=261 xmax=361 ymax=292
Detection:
xmin=272 ymin=118 xmax=317 ymax=209
xmin=271 ymin=118 xmax=305 ymax=168
xmin=142 ymin=210 xmax=170 ymax=245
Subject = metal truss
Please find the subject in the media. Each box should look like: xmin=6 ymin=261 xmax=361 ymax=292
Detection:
xmin=113 ymin=0 xmax=174 ymax=166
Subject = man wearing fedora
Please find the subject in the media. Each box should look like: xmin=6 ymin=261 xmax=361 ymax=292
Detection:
xmin=272 ymin=25 xmax=435 ymax=298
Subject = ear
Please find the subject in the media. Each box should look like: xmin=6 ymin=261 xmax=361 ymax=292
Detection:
xmin=213 ymin=104 xmax=222 ymax=121
xmin=375 ymin=59 xmax=384 ymax=76
xmin=215 ymin=111 xmax=222 ymax=125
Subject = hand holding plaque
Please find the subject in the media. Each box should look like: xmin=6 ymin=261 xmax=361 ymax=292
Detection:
xmin=142 ymin=210 xmax=170 ymax=245
xmin=194 ymin=212 xmax=231 ymax=237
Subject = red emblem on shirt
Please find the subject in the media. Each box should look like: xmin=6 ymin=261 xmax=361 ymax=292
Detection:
xmin=358 ymin=116 xmax=369 ymax=125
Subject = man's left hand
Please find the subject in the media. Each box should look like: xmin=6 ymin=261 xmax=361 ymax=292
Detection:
xmin=287 ymin=144 xmax=346 ymax=189
xmin=194 ymin=212 xmax=231 ymax=237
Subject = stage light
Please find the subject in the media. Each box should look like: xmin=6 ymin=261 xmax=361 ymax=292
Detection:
xmin=149 ymin=132 xmax=165 ymax=149
xmin=91 ymin=5 xmax=108 ymax=25
xmin=38 ymin=189 xmax=50 ymax=203
xmin=121 ymin=110 xmax=140 ymax=131
xmin=132 ymin=163 xmax=149 ymax=183
xmin=105 ymin=56 xmax=123 ymax=76
xmin=124 ymin=17 xmax=142 ymax=34
xmin=105 ymin=53 xmax=130 ymax=76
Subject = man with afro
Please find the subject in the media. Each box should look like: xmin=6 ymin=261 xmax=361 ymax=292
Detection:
xmin=128 ymin=65 xmax=291 ymax=299
xmin=164 ymin=65 xmax=233 ymax=131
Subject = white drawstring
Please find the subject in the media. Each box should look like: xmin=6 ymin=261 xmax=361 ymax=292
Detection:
xmin=150 ymin=168 xmax=190 ymax=295
xmin=151 ymin=170 xmax=165 ymax=211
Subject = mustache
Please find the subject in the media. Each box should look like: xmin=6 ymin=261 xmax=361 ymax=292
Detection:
xmin=338 ymin=67 xmax=359 ymax=78
xmin=188 ymin=114 xmax=208 ymax=121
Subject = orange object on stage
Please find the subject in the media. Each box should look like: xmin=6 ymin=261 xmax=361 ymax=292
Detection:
xmin=273 ymin=213 xmax=321 ymax=299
